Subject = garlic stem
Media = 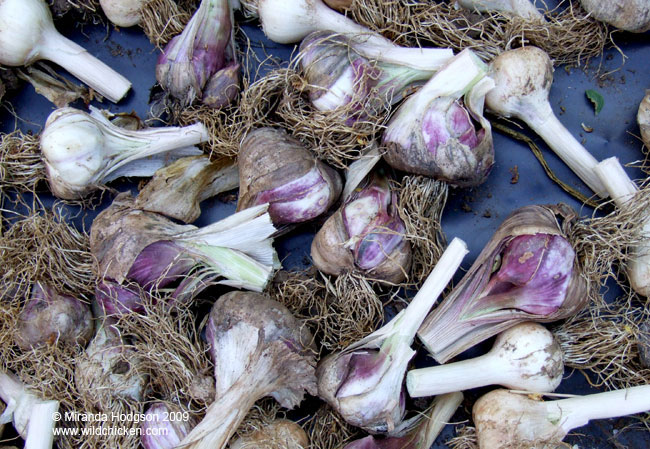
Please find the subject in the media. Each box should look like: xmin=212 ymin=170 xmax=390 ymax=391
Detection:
xmin=397 ymin=237 xmax=468 ymax=339
xmin=38 ymin=29 xmax=131 ymax=103
xmin=180 ymin=385 xmax=256 ymax=449
xmin=593 ymin=157 xmax=638 ymax=207
xmin=455 ymin=0 xmax=544 ymax=21
xmin=24 ymin=400 xmax=58 ymax=449
xmin=0 ymin=371 xmax=24 ymax=405
xmin=526 ymin=105 xmax=607 ymax=198
xmin=550 ymin=385 xmax=650 ymax=433
xmin=258 ymin=0 xmax=452 ymax=71
xmin=407 ymin=353 xmax=495 ymax=396
xmin=594 ymin=157 xmax=650 ymax=296
xmin=102 ymin=122 xmax=209 ymax=178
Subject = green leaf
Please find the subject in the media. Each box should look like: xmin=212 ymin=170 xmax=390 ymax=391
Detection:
xmin=585 ymin=89 xmax=604 ymax=115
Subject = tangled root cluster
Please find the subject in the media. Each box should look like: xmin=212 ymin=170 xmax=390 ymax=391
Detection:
xmin=347 ymin=0 xmax=610 ymax=66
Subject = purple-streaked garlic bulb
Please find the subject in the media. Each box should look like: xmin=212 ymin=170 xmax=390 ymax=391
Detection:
xmin=298 ymin=31 xmax=438 ymax=122
xmin=15 ymin=282 xmax=93 ymax=349
xmin=417 ymin=204 xmax=588 ymax=363
xmin=317 ymin=239 xmax=467 ymax=434
xmin=237 ymin=127 xmax=342 ymax=226
xmin=141 ymin=402 xmax=196 ymax=449
xmin=311 ymin=173 xmax=411 ymax=283
xmin=201 ymin=63 xmax=242 ymax=108
xmin=75 ymin=321 xmax=147 ymax=405
xmin=382 ymin=49 xmax=494 ymax=187
xmin=91 ymin=193 xmax=278 ymax=314
xmin=178 ymin=292 xmax=316 ymax=448
xmin=156 ymin=0 xmax=235 ymax=106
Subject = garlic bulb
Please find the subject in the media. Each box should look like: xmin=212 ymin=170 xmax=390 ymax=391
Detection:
xmin=15 ymin=282 xmax=93 ymax=349
xmin=179 ymin=292 xmax=316 ymax=448
xmin=237 ymin=127 xmax=342 ymax=226
xmin=0 ymin=0 xmax=131 ymax=102
xmin=579 ymin=0 xmax=650 ymax=33
xmin=382 ymin=49 xmax=494 ymax=187
xmin=311 ymin=172 xmax=411 ymax=283
xmin=418 ymin=205 xmax=588 ymax=363
xmin=485 ymin=46 xmax=607 ymax=197
xmin=40 ymin=107 xmax=207 ymax=200
xmin=407 ymin=322 xmax=563 ymax=397
xmin=100 ymin=0 xmax=145 ymax=27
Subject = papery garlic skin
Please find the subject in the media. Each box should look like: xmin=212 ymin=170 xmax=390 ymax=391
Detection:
xmin=237 ymin=128 xmax=342 ymax=226
xmin=100 ymin=0 xmax=145 ymax=27
xmin=41 ymin=107 xmax=206 ymax=199
xmin=15 ymin=282 xmax=94 ymax=349
xmin=455 ymin=0 xmax=544 ymax=21
xmin=0 ymin=0 xmax=131 ymax=102
xmin=141 ymin=402 xmax=195 ymax=449
xmin=311 ymin=174 xmax=411 ymax=283
xmin=579 ymin=0 xmax=650 ymax=33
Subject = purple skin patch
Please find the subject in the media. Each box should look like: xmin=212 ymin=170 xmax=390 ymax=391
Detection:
xmin=95 ymin=281 xmax=144 ymax=315
xmin=422 ymin=99 xmax=480 ymax=155
xmin=344 ymin=434 xmax=416 ymax=449
xmin=336 ymin=349 xmax=388 ymax=398
xmin=254 ymin=167 xmax=331 ymax=225
xmin=470 ymin=234 xmax=574 ymax=316
xmin=141 ymin=403 xmax=188 ymax=449
xmin=354 ymin=215 xmax=406 ymax=271
xmin=127 ymin=241 xmax=195 ymax=289
xmin=343 ymin=185 xmax=406 ymax=271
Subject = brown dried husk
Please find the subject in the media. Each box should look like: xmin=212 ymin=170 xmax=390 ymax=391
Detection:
xmin=448 ymin=425 xmax=478 ymax=449
xmin=346 ymin=0 xmax=610 ymax=66
xmin=393 ymin=175 xmax=448 ymax=288
xmin=113 ymin=295 xmax=214 ymax=410
xmin=269 ymin=270 xmax=385 ymax=353
xmin=0 ymin=200 xmax=95 ymax=298
xmin=554 ymin=297 xmax=650 ymax=390
xmin=0 ymin=131 xmax=45 ymax=193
